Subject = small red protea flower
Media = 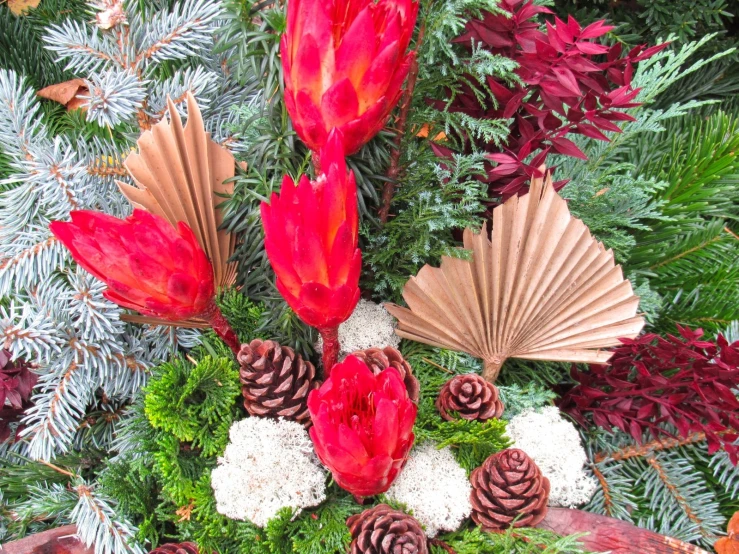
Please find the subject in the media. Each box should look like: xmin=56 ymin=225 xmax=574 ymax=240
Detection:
xmin=261 ymin=129 xmax=361 ymax=372
xmin=308 ymin=355 xmax=417 ymax=497
xmin=281 ymin=0 xmax=419 ymax=155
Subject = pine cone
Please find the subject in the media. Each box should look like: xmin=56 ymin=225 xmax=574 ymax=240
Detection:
xmin=237 ymin=339 xmax=319 ymax=426
xmin=148 ymin=543 xmax=199 ymax=554
xmin=351 ymin=347 xmax=420 ymax=403
xmin=436 ymin=373 xmax=504 ymax=421
xmin=470 ymin=448 xmax=550 ymax=531
xmin=347 ymin=504 xmax=428 ymax=554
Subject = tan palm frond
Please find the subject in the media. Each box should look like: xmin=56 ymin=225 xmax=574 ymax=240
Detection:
xmin=116 ymin=91 xmax=236 ymax=291
xmin=385 ymin=170 xmax=644 ymax=382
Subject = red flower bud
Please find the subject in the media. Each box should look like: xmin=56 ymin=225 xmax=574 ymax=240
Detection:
xmin=308 ymin=355 xmax=417 ymax=497
xmin=281 ymin=0 xmax=419 ymax=155
xmin=50 ymin=209 xmax=216 ymax=322
xmin=260 ymin=129 xmax=361 ymax=331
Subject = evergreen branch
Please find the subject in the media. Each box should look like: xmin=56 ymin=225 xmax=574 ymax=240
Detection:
xmin=72 ymin=482 xmax=144 ymax=554
xmin=644 ymin=455 xmax=710 ymax=539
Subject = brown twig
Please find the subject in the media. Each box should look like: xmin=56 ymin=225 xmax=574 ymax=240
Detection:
xmin=379 ymin=23 xmax=425 ymax=224
xmin=429 ymin=538 xmax=457 ymax=553
xmin=594 ymin=432 xmax=706 ymax=463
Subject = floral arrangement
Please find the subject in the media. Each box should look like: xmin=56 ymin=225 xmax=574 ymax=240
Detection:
xmin=1 ymin=0 xmax=738 ymax=553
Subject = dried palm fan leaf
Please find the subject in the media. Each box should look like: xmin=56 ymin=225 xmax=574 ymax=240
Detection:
xmin=385 ymin=170 xmax=644 ymax=383
xmin=117 ymin=91 xmax=236 ymax=289
xmin=115 ymin=92 xmax=236 ymax=328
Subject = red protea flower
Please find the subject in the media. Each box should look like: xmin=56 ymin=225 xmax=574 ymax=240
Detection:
xmin=308 ymin=355 xmax=417 ymax=498
xmin=281 ymin=0 xmax=419 ymax=155
xmin=50 ymin=209 xmax=240 ymax=353
xmin=261 ymin=129 xmax=361 ymax=372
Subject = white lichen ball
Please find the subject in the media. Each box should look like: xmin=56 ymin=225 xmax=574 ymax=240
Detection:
xmin=316 ymin=299 xmax=400 ymax=357
xmin=386 ymin=442 xmax=472 ymax=538
xmin=506 ymin=406 xmax=597 ymax=508
xmin=211 ymin=417 xmax=327 ymax=527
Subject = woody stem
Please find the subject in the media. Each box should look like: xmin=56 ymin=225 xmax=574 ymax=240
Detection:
xmin=208 ymin=305 xmax=241 ymax=356
xmin=379 ymin=22 xmax=425 ymax=224
xmin=319 ymin=326 xmax=340 ymax=378
xmin=482 ymin=357 xmax=505 ymax=383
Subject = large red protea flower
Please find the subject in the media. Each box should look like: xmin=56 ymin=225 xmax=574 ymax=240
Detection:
xmin=261 ymin=129 xmax=361 ymax=372
xmin=51 ymin=209 xmax=215 ymax=320
xmin=281 ymin=0 xmax=419 ymax=155
xmin=308 ymin=355 xmax=417 ymax=498
xmin=50 ymin=210 xmax=240 ymax=353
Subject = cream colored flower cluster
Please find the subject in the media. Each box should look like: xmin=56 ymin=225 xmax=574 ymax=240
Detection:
xmin=211 ymin=418 xmax=327 ymax=527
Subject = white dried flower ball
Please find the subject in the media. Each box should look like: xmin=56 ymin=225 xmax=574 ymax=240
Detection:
xmin=506 ymin=406 xmax=597 ymax=508
xmin=316 ymin=299 xmax=400 ymax=358
xmin=386 ymin=442 xmax=472 ymax=537
xmin=211 ymin=417 xmax=327 ymax=527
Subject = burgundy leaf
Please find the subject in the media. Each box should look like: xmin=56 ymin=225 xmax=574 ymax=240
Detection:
xmin=551 ymin=137 xmax=588 ymax=159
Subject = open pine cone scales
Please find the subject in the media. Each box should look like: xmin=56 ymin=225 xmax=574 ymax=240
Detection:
xmin=436 ymin=373 xmax=504 ymax=421
xmin=470 ymin=448 xmax=550 ymax=531
xmin=347 ymin=504 xmax=428 ymax=554
xmin=237 ymin=339 xmax=319 ymax=426
xmin=351 ymin=346 xmax=420 ymax=403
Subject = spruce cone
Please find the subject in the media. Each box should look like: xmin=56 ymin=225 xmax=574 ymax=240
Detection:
xmin=238 ymin=339 xmax=319 ymax=426
xmin=347 ymin=504 xmax=428 ymax=554
xmin=436 ymin=373 xmax=504 ymax=421
xmin=351 ymin=346 xmax=420 ymax=403
xmin=148 ymin=543 xmax=198 ymax=554
xmin=470 ymin=448 xmax=550 ymax=531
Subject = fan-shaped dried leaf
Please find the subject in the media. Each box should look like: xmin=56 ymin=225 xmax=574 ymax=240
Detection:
xmin=117 ymin=92 xmax=236 ymax=291
xmin=385 ymin=170 xmax=644 ymax=382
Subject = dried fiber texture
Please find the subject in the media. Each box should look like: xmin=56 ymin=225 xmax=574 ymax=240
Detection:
xmin=117 ymin=92 xmax=236 ymax=294
xmin=470 ymin=448 xmax=550 ymax=531
xmin=538 ymin=508 xmax=713 ymax=554
xmin=148 ymin=543 xmax=198 ymax=554
xmin=436 ymin=373 xmax=503 ymax=421
xmin=317 ymin=299 xmax=400 ymax=357
xmin=560 ymin=326 xmax=739 ymax=464
xmin=347 ymin=504 xmax=428 ymax=554
xmin=507 ymin=407 xmax=596 ymax=508
xmin=386 ymin=171 xmax=644 ymax=383
xmin=386 ymin=443 xmax=472 ymax=538
xmin=211 ymin=418 xmax=326 ymax=527
xmin=351 ymin=346 xmax=420 ymax=404
xmin=238 ymin=339 xmax=319 ymax=426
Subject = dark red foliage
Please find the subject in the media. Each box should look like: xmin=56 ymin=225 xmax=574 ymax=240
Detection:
xmin=559 ymin=326 xmax=739 ymax=465
xmin=0 ymin=349 xmax=37 ymax=443
xmin=432 ymin=0 xmax=668 ymax=200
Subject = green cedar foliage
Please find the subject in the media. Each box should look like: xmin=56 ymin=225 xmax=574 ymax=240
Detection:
xmin=143 ymin=356 xmax=240 ymax=456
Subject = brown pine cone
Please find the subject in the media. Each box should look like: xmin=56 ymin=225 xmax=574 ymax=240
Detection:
xmin=351 ymin=347 xmax=420 ymax=403
xmin=436 ymin=373 xmax=504 ymax=421
xmin=470 ymin=448 xmax=550 ymax=531
xmin=148 ymin=543 xmax=198 ymax=554
xmin=237 ymin=339 xmax=319 ymax=426
xmin=347 ymin=504 xmax=428 ymax=554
